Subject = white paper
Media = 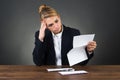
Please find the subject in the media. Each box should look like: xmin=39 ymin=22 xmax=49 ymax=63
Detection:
xmin=59 ymin=70 xmax=88 ymax=75
xmin=47 ymin=68 xmax=74 ymax=72
xmin=73 ymin=34 xmax=95 ymax=48
xmin=67 ymin=46 xmax=88 ymax=66
xmin=67 ymin=34 xmax=95 ymax=66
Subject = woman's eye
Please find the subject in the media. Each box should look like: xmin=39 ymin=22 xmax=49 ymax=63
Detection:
xmin=48 ymin=24 xmax=53 ymax=27
xmin=55 ymin=20 xmax=58 ymax=23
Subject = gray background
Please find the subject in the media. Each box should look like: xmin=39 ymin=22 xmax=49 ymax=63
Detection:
xmin=0 ymin=0 xmax=120 ymax=65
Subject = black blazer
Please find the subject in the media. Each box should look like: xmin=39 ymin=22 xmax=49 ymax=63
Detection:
xmin=33 ymin=25 xmax=93 ymax=66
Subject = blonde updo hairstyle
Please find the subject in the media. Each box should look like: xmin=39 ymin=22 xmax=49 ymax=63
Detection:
xmin=38 ymin=4 xmax=59 ymax=21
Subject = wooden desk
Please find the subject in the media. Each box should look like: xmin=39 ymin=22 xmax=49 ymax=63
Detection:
xmin=0 ymin=65 xmax=120 ymax=80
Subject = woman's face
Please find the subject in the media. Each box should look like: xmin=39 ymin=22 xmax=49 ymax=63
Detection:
xmin=44 ymin=16 xmax=62 ymax=34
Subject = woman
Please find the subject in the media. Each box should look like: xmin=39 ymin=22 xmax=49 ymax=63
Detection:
xmin=33 ymin=4 xmax=97 ymax=66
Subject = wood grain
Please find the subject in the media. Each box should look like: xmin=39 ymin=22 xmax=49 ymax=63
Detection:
xmin=0 ymin=65 xmax=119 ymax=80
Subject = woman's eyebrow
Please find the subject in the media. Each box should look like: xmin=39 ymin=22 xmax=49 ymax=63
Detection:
xmin=48 ymin=23 xmax=53 ymax=27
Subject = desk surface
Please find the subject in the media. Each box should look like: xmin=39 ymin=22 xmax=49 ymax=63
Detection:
xmin=0 ymin=65 xmax=120 ymax=80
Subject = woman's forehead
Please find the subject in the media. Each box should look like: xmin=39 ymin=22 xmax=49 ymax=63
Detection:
xmin=45 ymin=16 xmax=60 ymax=23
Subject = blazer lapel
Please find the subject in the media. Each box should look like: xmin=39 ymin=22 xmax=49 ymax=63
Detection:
xmin=45 ymin=30 xmax=56 ymax=65
xmin=61 ymin=26 xmax=73 ymax=65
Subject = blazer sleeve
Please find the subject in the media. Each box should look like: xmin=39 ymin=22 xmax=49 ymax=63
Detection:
xmin=32 ymin=31 xmax=46 ymax=66
xmin=78 ymin=47 xmax=94 ymax=65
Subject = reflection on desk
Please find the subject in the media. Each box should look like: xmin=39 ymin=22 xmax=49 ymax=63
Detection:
xmin=0 ymin=65 xmax=120 ymax=80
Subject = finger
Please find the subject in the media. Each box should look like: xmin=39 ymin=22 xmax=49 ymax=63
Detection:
xmin=87 ymin=45 xmax=96 ymax=51
xmin=87 ymin=46 xmax=96 ymax=51
xmin=88 ymin=41 xmax=96 ymax=45
xmin=40 ymin=21 xmax=47 ymax=30
xmin=88 ymin=41 xmax=97 ymax=47
xmin=87 ymin=45 xmax=97 ymax=49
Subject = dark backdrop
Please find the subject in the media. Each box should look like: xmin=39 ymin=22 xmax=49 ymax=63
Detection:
xmin=0 ymin=0 xmax=120 ymax=65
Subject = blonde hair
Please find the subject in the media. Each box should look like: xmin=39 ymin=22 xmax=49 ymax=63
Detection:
xmin=38 ymin=4 xmax=59 ymax=20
